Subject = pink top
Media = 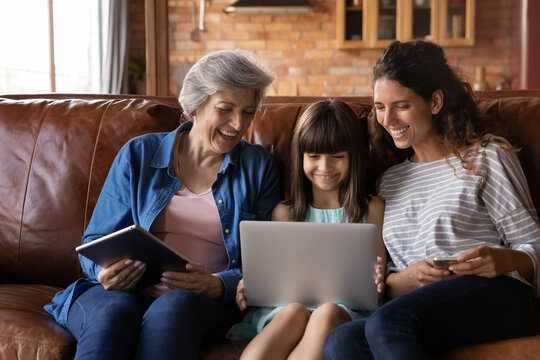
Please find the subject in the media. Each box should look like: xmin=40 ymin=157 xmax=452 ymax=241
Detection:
xmin=147 ymin=184 xmax=228 ymax=297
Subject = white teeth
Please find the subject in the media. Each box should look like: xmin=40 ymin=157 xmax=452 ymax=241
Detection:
xmin=315 ymin=174 xmax=335 ymax=180
xmin=390 ymin=126 xmax=409 ymax=135
xmin=219 ymin=129 xmax=237 ymax=137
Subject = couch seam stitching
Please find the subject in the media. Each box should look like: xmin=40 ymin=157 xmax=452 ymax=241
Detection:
xmin=83 ymin=100 xmax=115 ymax=236
xmin=18 ymin=99 xmax=52 ymax=274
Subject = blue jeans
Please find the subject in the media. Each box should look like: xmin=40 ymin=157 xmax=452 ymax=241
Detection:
xmin=66 ymin=285 xmax=242 ymax=360
xmin=324 ymin=275 xmax=538 ymax=360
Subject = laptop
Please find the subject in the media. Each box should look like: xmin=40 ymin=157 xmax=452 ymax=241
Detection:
xmin=239 ymin=221 xmax=378 ymax=311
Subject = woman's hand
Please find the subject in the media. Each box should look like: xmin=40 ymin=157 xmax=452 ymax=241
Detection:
xmin=449 ymin=246 xmax=532 ymax=279
xmin=236 ymin=279 xmax=247 ymax=310
xmin=161 ymin=263 xmax=224 ymax=299
xmin=385 ymin=258 xmax=455 ymax=299
xmin=407 ymin=258 xmax=455 ymax=287
xmin=98 ymin=259 xmax=146 ymax=291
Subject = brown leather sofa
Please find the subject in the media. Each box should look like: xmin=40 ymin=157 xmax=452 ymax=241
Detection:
xmin=1 ymin=91 xmax=539 ymax=359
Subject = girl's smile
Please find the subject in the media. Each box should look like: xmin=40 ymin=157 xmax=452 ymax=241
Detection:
xmin=303 ymin=152 xmax=349 ymax=195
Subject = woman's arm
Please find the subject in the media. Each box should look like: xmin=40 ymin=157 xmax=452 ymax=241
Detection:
xmin=80 ymin=145 xmax=138 ymax=282
xmin=385 ymin=259 xmax=454 ymax=299
xmin=473 ymin=141 xmax=540 ymax=292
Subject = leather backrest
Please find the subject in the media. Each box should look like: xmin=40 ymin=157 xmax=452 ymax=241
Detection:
xmin=0 ymin=96 xmax=180 ymax=286
xmin=475 ymin=96 xmax=540 ymax=212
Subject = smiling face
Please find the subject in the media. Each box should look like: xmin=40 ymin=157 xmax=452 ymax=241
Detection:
xmin=192 ymin=89 xmax=256 ymax=155
xmin=373 ymin=77 xmax=444 ymax=160
xmin=303 ymin=152 xmax=350 ymax=195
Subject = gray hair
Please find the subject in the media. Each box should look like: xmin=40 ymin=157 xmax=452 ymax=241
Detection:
xmin=178 ymin=49 xmax=274 ymax=120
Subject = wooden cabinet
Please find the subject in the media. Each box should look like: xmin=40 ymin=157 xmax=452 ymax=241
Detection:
xmin=336 ymin=0 xmax=475 ymax=49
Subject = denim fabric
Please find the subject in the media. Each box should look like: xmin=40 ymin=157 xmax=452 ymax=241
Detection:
xmin=45 ymin=121 xmax=283 ymax=327
xmin=67 ymin=285 xmax=242 ymax=360
xmin=324 ymin=276 xmax=537 ymax=360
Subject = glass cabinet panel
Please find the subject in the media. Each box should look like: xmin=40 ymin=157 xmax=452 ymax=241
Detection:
xmin=447 ymin=0 xmax=466 ymax=39
xmin=377 ymin=0 xmax=396 ymax=41
xmin=345 ymin=5 xmax=363 ymax=41
xmin=412 ymin=0 xmax=431 ymax=40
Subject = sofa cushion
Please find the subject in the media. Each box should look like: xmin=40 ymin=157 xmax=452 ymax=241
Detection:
xmin=0 ymin=284 xmax=74 ymax=359
xmin=436 ymin=335 xmax=540 ymax=360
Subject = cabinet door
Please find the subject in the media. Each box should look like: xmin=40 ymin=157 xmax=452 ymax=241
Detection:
xmin=438 ymin=0 xmax=475 ymax=46
xmin=336 ymin=0 xmax=367 ymax=49
xmin=402 ymin=0 xmax=436 ymax=42
xmin=367 ymin=0 xmax=402 ymax=48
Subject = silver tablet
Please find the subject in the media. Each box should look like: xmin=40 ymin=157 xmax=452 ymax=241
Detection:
xmin=76 ymin=225 xmax=192 ymax=287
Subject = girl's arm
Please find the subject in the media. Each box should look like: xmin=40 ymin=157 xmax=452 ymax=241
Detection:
xmin=271 ymin=202 xmax=292 ymax=221
xmin=236 ymin=278 xmax=247 ymax=310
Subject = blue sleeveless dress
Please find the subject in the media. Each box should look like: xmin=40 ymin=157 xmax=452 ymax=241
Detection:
xmin=226 ymin=206 xmax=370 ymax=341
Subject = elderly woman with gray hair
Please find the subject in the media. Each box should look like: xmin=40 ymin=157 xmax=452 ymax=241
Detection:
xmin=45 ymin=49 xmax=283 ymax=360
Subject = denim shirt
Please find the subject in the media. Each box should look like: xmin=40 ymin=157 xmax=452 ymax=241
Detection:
xmin=45 ymin=121 xmax=283 ymax=327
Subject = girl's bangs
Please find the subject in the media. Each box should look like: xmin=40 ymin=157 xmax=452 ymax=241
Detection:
xmin=299 ymin=117 xmax=349 ymax=154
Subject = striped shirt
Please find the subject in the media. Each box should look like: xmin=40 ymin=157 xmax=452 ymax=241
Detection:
xmin=378 ymin=135 xmax=540 ymax=297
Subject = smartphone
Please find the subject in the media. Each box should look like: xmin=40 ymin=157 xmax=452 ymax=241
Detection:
xmin=433 ymin=256 xmax=457 ymax=270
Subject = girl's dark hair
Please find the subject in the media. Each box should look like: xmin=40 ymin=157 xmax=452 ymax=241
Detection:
xmin=287 ymin=99 xmax=369 ymax=223
xmin=371 ymin=41 xmax=504 ymax=174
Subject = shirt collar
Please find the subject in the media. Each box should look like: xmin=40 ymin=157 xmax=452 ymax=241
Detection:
xmin=150 ymin=120 xmax=242 ymax=175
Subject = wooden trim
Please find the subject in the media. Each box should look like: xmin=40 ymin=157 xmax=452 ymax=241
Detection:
xmin=48 ymin=0 xmax=56 ymax=92
xmin=145 ymin=0 xmax=169 ymax=96
xmin=465 ymin=0 xmax=476 ymax=45
xmin=431 ymin=0 xmax=439 ymax=42
xmin=402 ymin=0 xmax=413 ymax=40
xmin=366 ymin=0 xmax=377 ymax=47
xmin=520 ymin=0 xmax=528 ymax=88
xmin=397 ymin=0 xmax=408 ymax=40
xmin=336 ymin=0 xmax=346 ymax=48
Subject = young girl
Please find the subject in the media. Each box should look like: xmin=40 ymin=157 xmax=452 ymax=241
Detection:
xmin=231 ymin=99 xmax=386 ymax=360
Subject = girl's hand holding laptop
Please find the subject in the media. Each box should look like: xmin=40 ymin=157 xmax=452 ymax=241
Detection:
xmin=236 ymin=279 xmax=247 ymax=311
xmin=375 ymin=256 xmax=385 ymax=297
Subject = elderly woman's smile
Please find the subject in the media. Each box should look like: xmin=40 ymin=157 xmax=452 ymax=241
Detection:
xmin=193 ymin=89 xmax=256 ymax=154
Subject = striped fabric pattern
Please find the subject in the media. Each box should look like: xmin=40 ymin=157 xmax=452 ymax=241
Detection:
xmin=378 ymin=135 xmax=540 ymax=296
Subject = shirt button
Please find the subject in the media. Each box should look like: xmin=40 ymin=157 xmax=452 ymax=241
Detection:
xmin=217 ymin=199 xmax=223 ymax=204
xmin=225 ymin=229 xmax=230 ymax=234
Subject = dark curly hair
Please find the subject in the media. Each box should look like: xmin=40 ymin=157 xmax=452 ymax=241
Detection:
xmin=370 ymin=41 xmax=508 ymax=175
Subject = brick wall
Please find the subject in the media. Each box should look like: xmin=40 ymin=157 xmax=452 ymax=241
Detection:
xmin=130 ymin=0 xmax=516 ymax=96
